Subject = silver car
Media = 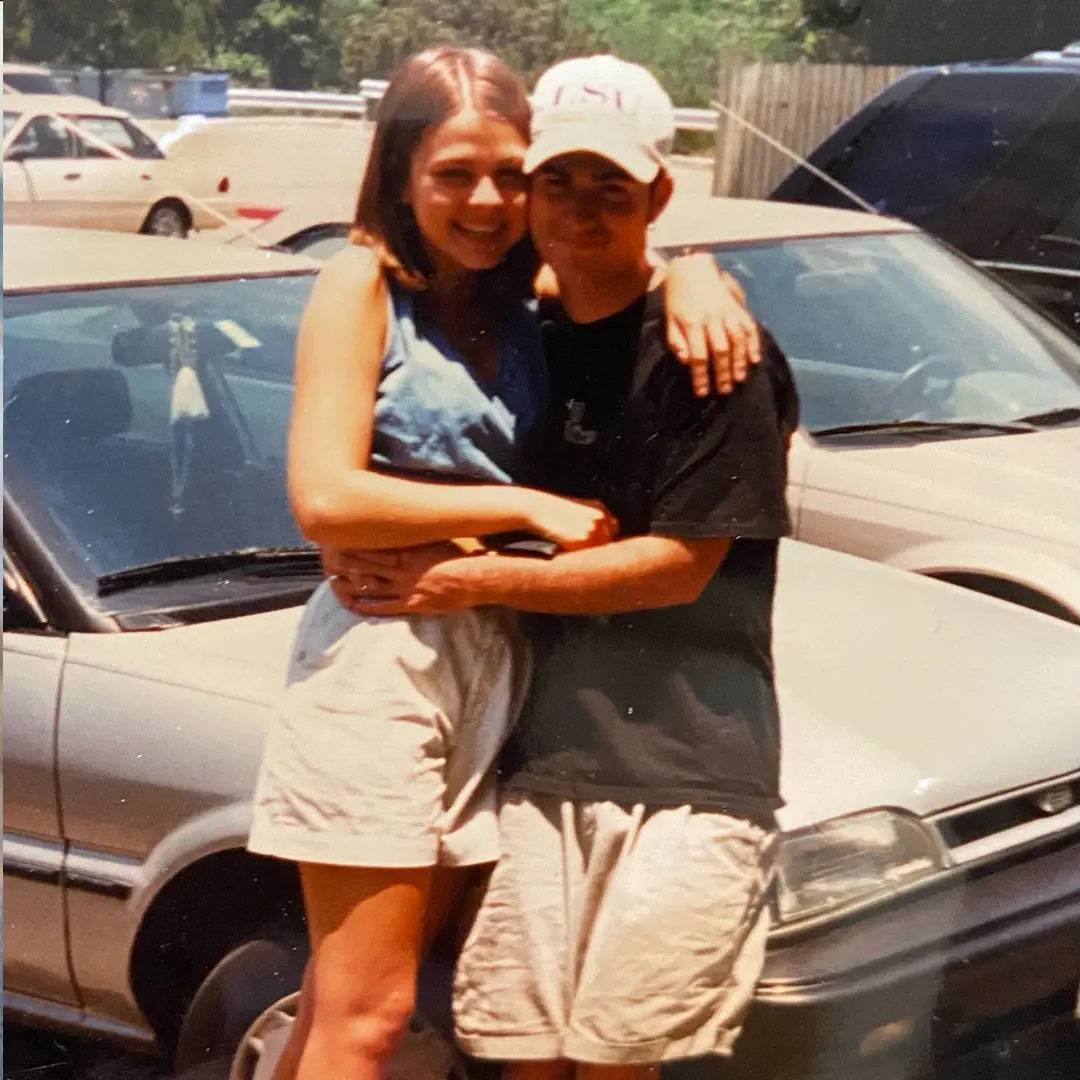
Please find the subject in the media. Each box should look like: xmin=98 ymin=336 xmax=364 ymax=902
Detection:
xmin=4 ymin=225 xmax=1080 ymax=1080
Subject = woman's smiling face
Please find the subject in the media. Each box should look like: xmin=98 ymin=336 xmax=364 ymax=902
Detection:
xmin=403 ymin=109 xmax=529 ymax=278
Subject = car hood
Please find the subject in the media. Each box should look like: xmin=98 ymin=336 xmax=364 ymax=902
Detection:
xmin=809 ymin=424 xmax=1080 ymax=549
xmin=96 ymin=543 xmax=1080 ymax=831
xmin=772 ymin=542 xmax=1080 ymax=828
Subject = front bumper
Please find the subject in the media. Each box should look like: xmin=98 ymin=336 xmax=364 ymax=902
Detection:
xmin=675 ymin=830 xmax=1080 ymax=1079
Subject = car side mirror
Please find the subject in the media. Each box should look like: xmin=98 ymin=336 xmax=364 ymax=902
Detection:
xmin=5 ymin=148 xmax=30 ymax=164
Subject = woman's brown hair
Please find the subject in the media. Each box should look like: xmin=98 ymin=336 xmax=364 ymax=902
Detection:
xmin=352 ymin=46 xmax=536 ymax=295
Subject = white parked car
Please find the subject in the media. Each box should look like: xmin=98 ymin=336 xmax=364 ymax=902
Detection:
xmin=4 ymin=224 xmax=1080 ymax=1079
xmin=3 ymin=94 xmax=234 ymax=237
xmin=261 ymin=197 xmax=1080 ymax=623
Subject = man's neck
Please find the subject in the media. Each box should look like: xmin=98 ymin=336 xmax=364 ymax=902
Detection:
xmin=556 ymin=259 xmax=654 ymax=324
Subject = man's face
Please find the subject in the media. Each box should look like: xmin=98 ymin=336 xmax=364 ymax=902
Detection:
xmin=528 ymin=152 xmax=660 ymax=277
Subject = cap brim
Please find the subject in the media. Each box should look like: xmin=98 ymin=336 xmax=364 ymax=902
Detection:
xmin=524 ymin=124 xmax=661 ymax=183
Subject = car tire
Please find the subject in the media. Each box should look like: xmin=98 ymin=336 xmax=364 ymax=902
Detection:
xmin=143 ymin=201 xmax=191 ymax=239
xmin=173 ymin=929 xmax=307 ymax=1079
xmin=172 ymin=929 xmax=476 ymax=1080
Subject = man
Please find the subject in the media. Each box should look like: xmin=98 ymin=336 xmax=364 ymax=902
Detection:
xmin=336 ymin=55 xmax=798 ymax=1078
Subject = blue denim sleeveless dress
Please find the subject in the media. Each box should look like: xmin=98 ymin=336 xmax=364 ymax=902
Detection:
xmin=249 ymin=282 xmax=547 ymax=869
xmin=371 ymin=285 xmax=546 ymax=483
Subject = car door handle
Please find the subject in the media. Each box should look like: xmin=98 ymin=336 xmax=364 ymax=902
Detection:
xmin=63 ymin=172 xmax=82 ymax=181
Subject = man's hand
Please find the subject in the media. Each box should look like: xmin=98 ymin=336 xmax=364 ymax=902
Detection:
xmin=663 ymin=253 xmax=762 ymax=396
xmin=323 ymin=542 xmax=477 ymax=616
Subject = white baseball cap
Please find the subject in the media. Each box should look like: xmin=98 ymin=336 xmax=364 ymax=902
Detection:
xmin=525 ymin=55 xmax=676 ymax=183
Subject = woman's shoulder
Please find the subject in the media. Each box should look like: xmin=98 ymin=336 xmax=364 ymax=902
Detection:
xmin=312 ymin=242 xmax=387 ymax=299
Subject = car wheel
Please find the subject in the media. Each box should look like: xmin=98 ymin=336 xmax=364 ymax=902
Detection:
xmin=173 ymin=929 xmax=474 ymax=1080
xmin=143 ymin=201 xmax=190 ymax=239
xmin=173 ymin=930 xmax=306 ymax=1079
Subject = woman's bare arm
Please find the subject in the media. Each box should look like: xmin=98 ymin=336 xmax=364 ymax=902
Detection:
xmin=288 ymin=247 xmax=613 ymax=550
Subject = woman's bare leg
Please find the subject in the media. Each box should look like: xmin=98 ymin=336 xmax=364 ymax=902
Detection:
xmin=270 ymin=962 xmax=314 ymax=1080
xmin=272 ymin=862 xmax=473 ymax=1080
xmin=294 ymin=863 xmax=430 ymax=1080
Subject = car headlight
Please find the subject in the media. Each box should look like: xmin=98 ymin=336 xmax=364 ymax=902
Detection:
xmin=775 ymin=809 xmax=949 ymax=926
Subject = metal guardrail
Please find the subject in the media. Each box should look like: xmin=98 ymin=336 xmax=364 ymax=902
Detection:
xmin=229 ymin=82 xmax=720 ymax=131
xmin=228 ymin=87 xmax=372 ymax=115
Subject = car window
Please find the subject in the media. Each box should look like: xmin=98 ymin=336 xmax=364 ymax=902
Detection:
xmin=6 ymin=114 xmax=79 ymax=159
xmin=4 ymin=273 xmax=316 ymax=582
xmin=799 ymin=73 xmax=1079 ymax=225
xmin=74 ymin=115 xmax=164 ymax=160
xmin=955 ymin=86 xmax=1080 ymax=270
xmin=3 ymin=111 xmax=20 ymax=138
xmin=697 ymin=232 xmax=1080 ymax=433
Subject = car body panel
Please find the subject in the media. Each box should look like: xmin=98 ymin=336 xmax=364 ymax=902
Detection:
xmin=54 ymin=607 xmax=297 ymax=859
xmin=792 ymin=425 xmax=1080 ymax=611
xmin=770 ymin=542 xmax=1080 ymax=827
xmin=19 ymin=155 xmax=150 ymax=231
xmin=3 ymin=629 xmax=78 ymax=1006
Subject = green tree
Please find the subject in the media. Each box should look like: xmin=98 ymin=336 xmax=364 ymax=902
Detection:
xmin=832 ymin=0 xmax=1080 ymax=64
xmin=568 ymin=0 xmax=818 ymax=108
xmin=340 ymin=0 xmax=591 ymax=87
xmin=198 ymin=0 xmax=326 ymax=87
xmin=3 ymin=0 xmax=189 ymax=71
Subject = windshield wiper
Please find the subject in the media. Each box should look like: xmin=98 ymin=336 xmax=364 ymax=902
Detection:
xmin=1037 ymin=233 xmax=1080 ymax=251
xmin=1013 ymin=406 xmax=1080 ymax=428
xmin=812 ymin=419 xmax=1035 ymax=439
xmin=98 ymin=546 xmax=322 ymax=596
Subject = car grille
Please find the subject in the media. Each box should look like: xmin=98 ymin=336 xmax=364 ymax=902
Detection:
xmin=930 ymin=770 xmax=1080 ymax=864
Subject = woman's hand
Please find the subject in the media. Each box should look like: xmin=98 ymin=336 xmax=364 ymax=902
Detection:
xmin=324 ymin=542 xmax=468 ymax=614
xmin=663 ymin=252 xmax=762 ymax=396
xmin=523 ymin=492 xmax=618 ymax=551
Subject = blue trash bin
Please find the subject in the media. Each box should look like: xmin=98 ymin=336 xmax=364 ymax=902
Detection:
xmin=170 ymin=73 xmax=230 ymax=118
xmin=49 ymin=67 xmax=103 ymax=100
xmin=107 ymin=70 xmax=174 ymax=118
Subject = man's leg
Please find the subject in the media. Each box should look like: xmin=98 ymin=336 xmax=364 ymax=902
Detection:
xmin=564 ymin=805 xmax=775 ymax=1068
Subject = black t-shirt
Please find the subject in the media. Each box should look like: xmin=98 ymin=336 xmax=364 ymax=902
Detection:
xmin=502 ymin=288 xmax=799 ymax=822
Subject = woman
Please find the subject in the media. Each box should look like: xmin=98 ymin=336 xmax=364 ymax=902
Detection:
xmin=249 ymin=46 xmax=753 ymax=1080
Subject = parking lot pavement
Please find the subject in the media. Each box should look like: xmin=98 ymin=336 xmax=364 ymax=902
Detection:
xmin=6 ymin=1022 xmax=1080 ymax=1080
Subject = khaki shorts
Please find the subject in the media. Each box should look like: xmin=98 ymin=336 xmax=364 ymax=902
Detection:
xmin=454 ymin=793 xmax=776 ymax=1065
xmin=248 ymin=581 xmax=529 ymax=868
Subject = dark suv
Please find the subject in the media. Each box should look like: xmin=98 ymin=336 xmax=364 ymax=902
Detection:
xmin=772 ymin=46 xmax=1080 ymax=337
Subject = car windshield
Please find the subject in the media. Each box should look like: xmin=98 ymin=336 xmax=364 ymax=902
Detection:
xmin=4 ymin=273 xmax=316 ymax=583
xmin=3 ymin=111 xmax=19 ymax=138
xmin=699 ymin=232 xmax=1080 ymax=434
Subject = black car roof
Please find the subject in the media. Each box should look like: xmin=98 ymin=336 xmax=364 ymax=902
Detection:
xmin=942 ymin=50 xmax=1080 ymax=76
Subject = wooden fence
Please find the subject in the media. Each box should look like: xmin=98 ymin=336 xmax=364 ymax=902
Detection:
xmin=711 ymin=62 xmax=914 ymax=199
